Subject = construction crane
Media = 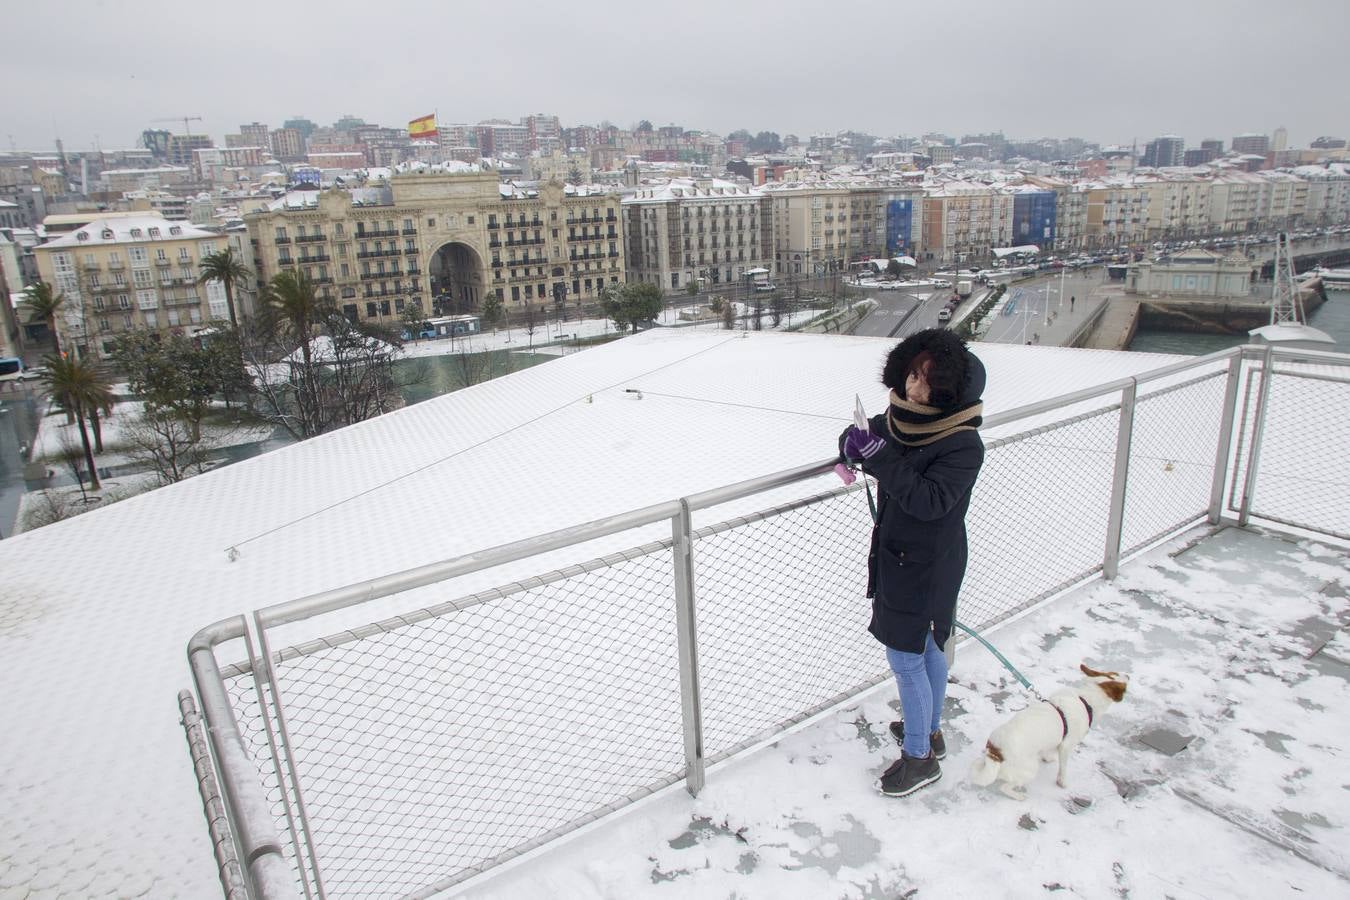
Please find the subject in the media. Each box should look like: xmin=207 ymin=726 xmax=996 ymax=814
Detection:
xmin=153 ymin=115 xmax=203 ymax=135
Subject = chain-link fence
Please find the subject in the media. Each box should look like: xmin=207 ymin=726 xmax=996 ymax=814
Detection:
xmin=188 ymin=344 xmax=1350 ymax=899
xmin=1229 ymin=358 xmax=1350 ymax=540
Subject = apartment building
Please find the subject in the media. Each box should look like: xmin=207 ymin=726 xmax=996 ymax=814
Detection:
xmin=1138 ymin=175 xmax=1212 ymax=239
xmin=920 ymin=183 xmax=1012 ymax=265
xmin=622 ymin=178 xmax=770 ymax=292
xmin=270 ymin=128 xmax=306 ymax=162
xmin=764 ymin=180 xmax=924 ymax=274
xmin=1297 ymin=164 xmax=1350 ymax=225
xmin=33 ymin=216 xmax=230 ymax=358
xmin=1081 ymin=181 xmax=1150 ymax=249
xmin=245 ymin=171 xmax=625 ymax=325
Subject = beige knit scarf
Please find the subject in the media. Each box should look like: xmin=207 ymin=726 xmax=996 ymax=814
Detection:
xmin=886 ymin=389 xmax=984 ymax=447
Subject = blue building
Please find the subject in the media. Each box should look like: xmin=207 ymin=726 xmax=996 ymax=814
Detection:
xmin=885 ymin=198 xmax=915 ymax=255
xmin=1012 ymin=190 xmax=1057 ymax=247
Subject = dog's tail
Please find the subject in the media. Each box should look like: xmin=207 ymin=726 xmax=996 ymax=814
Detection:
xmin=968 ymin=741 xmax=1004 ymax=786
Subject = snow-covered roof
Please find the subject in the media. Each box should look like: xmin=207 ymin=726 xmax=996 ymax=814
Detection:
xmin=0 ymin=330 xmax=1206 ymax=896
xmin=992 ymin=244 xmax=1041 ymax=258
xmin=38 ymin=215 xmax=216 ymax=248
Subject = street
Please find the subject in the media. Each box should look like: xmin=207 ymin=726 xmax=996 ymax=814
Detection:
xmin=979 ymin=268 xmax=1108 ymax=345
xmin=851 ymin=287 xmax=945 ymax=338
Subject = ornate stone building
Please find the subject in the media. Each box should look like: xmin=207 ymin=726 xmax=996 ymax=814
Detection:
xmin=245 ymin=171 xmax=624 ymax=324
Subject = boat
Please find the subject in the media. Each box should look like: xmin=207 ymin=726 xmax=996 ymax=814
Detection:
xmin=1310 ymin=266 xmax=1350 ymax=290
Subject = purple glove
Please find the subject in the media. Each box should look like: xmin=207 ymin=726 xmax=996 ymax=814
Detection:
xmin=843 ymin=425 xmax=885 ymax=460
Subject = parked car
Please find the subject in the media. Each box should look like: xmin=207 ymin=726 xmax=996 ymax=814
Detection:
xmin=17 ymin=365 xmax=48 ymax=381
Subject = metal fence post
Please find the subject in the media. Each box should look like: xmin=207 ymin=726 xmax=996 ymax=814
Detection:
xmin=671 ymin=499 xmax=706 ymax=796
xmin=1103 ymin=379 xmax=1138 ymax=580
xmin=1208 ymin=352 xmax=1244 ymax=524
xmin=1238 ymin=345 xmax=1276 ymax=527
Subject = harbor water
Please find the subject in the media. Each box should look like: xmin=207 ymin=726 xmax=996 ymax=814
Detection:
xmin=1130 ymin=290 xmax=1350 ymax=355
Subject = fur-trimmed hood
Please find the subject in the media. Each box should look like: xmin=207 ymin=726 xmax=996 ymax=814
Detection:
xmin=881 ymin=328 xmax=985 ymax=411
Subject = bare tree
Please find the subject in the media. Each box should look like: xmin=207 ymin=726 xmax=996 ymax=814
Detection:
xmin=123 ymin=408 xmax=215 ymax=486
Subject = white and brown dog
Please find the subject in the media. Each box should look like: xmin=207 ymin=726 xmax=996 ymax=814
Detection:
xmin=969 ymin=664 xmax=1128 ymax=800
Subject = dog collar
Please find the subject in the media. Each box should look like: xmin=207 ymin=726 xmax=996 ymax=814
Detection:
xmin=1079 ymin=696 xmax=1095 ymax=728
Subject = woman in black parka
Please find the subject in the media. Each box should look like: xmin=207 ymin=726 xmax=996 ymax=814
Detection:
xmin=840 ymin=328 xmax=985 ymax=797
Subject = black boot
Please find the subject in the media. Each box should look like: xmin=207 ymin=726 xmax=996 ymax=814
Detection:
xmin=888 ymin=721 xmax=946 ymax=760
xmin=878 ymin=750 xmax=942 ymax=798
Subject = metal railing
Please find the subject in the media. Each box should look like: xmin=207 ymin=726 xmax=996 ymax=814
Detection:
xmin=187 ymin=343 xmax=1350 ymax=898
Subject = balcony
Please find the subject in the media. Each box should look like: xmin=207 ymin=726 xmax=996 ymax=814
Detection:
xmin=355 ymin=228 xmax=397 ymax=239
xmin=106 ymin=260 xmax=125 ymax=271
xmin=81 ymin=261 xmax=101 ymax=272
xmin=405 ymin=268 xmax=421 ymax=277
xmin=299 ymin=254 xmax=332 ymax=264
xmin=274 ymin=236 xmax=291 ymax=245
xmin=155 ymin=257 xmax=172 ymax=267
xmin=295 ymin=234 xmax=326 ymax=243
xmin=487 ymin=221 xmax=499 ymax=230
xmin=401 ymin=227 xmax=416 ymax=235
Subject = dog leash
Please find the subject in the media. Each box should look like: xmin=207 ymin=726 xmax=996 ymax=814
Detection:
xmin=845 ymin=462 xmax=1046 ymax=702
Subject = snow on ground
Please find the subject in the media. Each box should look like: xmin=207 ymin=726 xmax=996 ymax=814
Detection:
xmin=0 ymin=330 xmax=1262 ymax=898
xmin=462 ymin=525 xmax=1350 ymax=899
xmin=30 ymin=395 xmax=273 ymax=467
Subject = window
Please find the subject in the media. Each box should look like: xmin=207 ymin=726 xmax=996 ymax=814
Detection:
xmin=143 ymin=311 xmax=157 ymax=328
xmin=671 ymin=273 xmax=678 ymax=288
xmin=130 ymin=228 xmax=143 ymax=238
xmin=467 ymin=216 xmax=474 ymax=226
xmin=94 ymin=297 xmax=105 ymax=310
xmin=335 ymin=223 xmax=345 ymax=237
xmin=98 ymin=317 xmax=110 ymax=331
xmin=427 ymin=217 xmax=435 ymax=227
xmin=129 ymin=247 xmax=148 ymax=264
xmin=133 ymin=269 xmax=153 ymax=288
xmin=366 ymin=302 xmax=377 ymax=318
xmin=148 ymin=227 xmax=160 ymax=238
xmin=156 ymin=248 xmax=167 ymax=260
xmin=511 ymin=286 xmax=520 ymax=302
xmin=122 ymin=313 xmax=133 ymax=328
xmin=275 ymin=227 xmax=287 ymax=239
xmin=137 ymin=290 xmax=157 ymax=310
xmin=340 ymin=263 xmax=350 ymax=277
xmin=167 ymin=309 xmax=180 ymax=326
xmin=380 ymin=301 xmax=391 ymax=316
xmin=403 ymin=219 xmax=413 ymax=230
xmin=178 ymin=247 xmax=190 ymax=260
xmin=117 ymin=294 xmax=130 ymax=309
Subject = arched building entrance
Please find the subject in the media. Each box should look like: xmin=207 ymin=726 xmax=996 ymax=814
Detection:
xmin=429 ymin=242 xmax=485 ymax=315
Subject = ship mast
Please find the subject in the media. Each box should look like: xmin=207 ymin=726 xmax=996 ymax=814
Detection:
xmin=1269 ymin=231 xmax=1304 ymax=325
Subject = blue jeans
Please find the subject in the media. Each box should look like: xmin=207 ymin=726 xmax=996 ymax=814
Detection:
xmin=886 ymin=632 xmax=947 ymax=758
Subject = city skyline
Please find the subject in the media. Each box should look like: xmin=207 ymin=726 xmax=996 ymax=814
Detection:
xmin=3 ymin=0 xmax=1345 ymax=152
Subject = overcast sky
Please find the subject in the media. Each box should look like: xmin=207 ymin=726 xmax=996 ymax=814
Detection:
xmin=4 ymin=0 xmax=1345 ymax=153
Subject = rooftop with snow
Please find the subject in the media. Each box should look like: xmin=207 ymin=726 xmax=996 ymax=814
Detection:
xmin=0 ymin=329 xmax=1345 ymax=898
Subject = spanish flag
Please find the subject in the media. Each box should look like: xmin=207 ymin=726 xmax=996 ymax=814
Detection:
xmin=408 ymin=114 xmax=438 ymax=141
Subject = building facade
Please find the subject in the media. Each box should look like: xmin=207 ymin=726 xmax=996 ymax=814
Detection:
xmin=33 ymin=216 xmax=229 ymax=358
xmin=622 ymin=179 xmax=771 ymax=292
xmin=245 ymin=172 xmax=625 ymax=326
xmin=765 ymin=180 xmax=924 ymax=274
xmin=1141 ymin=135 xmax=1184 ymax=168
xmin=920 ymin=183 xmax=1011 ymax=264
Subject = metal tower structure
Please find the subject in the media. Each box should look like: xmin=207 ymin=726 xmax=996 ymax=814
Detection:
xmin=1269 ymin=231 xmax=1305 ymax=325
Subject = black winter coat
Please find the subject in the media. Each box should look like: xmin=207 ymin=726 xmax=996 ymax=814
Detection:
xmin=840 ymin=357 xmax=985 ymax=654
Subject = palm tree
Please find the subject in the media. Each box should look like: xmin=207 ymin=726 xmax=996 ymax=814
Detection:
xmin=265 ymin=268 xmax=322 ymax=370
xmin=24 ymin=281 xmax=65 ymax=357
xmin=41 ymin=354 xmax=114 ymax=491
xmin=265 ymin=269 xmax=326 ymax=433
xmin=198 ymin=248 xmax=251 ymax=331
